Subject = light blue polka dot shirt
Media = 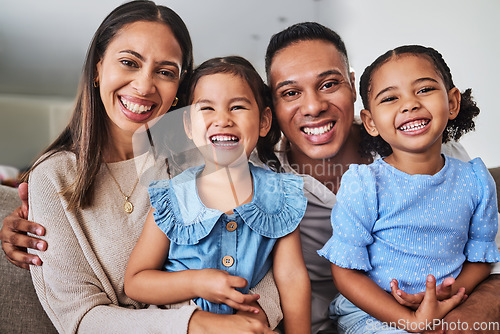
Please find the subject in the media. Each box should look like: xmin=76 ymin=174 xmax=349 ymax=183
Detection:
xmin=318 ymin=155 xmax=500 ymax=293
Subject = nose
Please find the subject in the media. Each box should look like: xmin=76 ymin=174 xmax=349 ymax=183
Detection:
xmin=401 ymin=95 xmax=421 ymax=113
xmin=301 ymin=91 xmax=328 ymax=117
xmin=131 ymin=71 xmax=156 ymax=96
xmin=213 ymin=110 xmax=233 ymax=127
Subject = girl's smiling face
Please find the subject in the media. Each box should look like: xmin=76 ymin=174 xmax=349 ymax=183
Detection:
xmin=96 ymin=20 xmax=183 ymax=144
xmin=361 ymin=54 xmax=460 ymax=157
xmin=186 ymin=73 xmax=271 ymax=168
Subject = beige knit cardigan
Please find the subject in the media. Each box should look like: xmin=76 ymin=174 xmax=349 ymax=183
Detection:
xmin=28 ymin=151 xmax=282 ymax=333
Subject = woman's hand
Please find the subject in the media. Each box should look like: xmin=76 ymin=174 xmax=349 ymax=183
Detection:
xmin=195 ymin=269 xmax=260 ymax=313
xmin=188 ymin=310 xmax=276 ymax=334
xmin=0 ymin=183 xmax=47 ymax=269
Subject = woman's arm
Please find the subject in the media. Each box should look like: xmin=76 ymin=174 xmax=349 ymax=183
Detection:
xmin=332 ymin=264 xmax=465 ymax=333
xmin=273 ymin=228 xmax=311 ymax=334
xmin=125 ymin=209 xmax=260 ymax=312
xmin=249 ymin=269 xmax=283 ymax=330
xmin=28 ymin=162 xmax=198 ymax=334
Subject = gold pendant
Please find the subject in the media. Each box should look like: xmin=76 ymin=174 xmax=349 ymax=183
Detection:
xmin=124 ymin=198 xmax=134 ymax=214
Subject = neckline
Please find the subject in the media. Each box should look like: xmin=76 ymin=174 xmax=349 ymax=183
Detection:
xmin=378 ymin=154 xmax=449 ymax=178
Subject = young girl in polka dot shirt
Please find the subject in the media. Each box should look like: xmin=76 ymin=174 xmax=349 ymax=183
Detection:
xmin=318 ymin=45 xmax=500 ymax=333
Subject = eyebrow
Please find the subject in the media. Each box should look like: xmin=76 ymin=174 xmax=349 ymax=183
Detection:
xmin=195 ymin=97 xmax=252 ymax=105
xmin=274 ymin=69 xmax=344 ymax=92
xmin=374 ymin=77 xmax=439 ymax=100
xmin=119 ymin=50 xmax=180 ymax=70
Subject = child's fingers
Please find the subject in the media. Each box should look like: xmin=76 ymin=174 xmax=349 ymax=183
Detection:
xmin=225 ymin=293 xmax=261 ymax=313
xmin=435 ymin=276 xmax=455 ymax=300
xmin=390 ymin=279 xmax=422 ymax=309
xmin=228 ymin=274 xmax=249 ymax=289
xmin=421 ymin=275 xmax=438 ymax=304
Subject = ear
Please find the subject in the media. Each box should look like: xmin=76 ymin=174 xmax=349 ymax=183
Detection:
xmin=259 ymin=107 xmax=273 ymax=137
xmin=349 ymin=71 xmax=357 ymax=103
xmin=95 ymin=60 xmax=102 ymax=84
xmin=183 ymin=109 xmax=193 ymax=139
xmin=360 ymin=109 xmax=379 ymax=137
xmin=448 ymin=87 xmax=461 ymax=120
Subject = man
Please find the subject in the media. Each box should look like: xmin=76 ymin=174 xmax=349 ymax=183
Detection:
xmin=265 ymin=22 xmax=500 ymax=333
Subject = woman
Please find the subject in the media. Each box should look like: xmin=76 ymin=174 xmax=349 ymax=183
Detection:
xmin=2 ymin=1 xmax=279 ymax=333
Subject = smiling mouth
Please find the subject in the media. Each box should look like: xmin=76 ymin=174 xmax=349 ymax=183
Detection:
xmin=398 ymin=119 xmax=430 ymax=132
xmin=210 ymin=135 xmax=240 ymax=146
xmin=301 ymin=121 xmax=335 ymax=135
xmin=120 ymin=97 xmax=154 ymax=114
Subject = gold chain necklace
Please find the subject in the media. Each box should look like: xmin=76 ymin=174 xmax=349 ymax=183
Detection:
xmin=104 ymin=153 xmax=149 ymax=214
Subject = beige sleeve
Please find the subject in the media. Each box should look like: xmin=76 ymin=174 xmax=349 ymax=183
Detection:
xmin=28 ymin=158 xmax=197 ymax=334
xmin=250 ymin=268 xmax=283 ymax=329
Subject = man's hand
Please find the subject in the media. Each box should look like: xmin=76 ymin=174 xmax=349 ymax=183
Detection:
xmin=0 ymin=183 xmax=46 ymax=269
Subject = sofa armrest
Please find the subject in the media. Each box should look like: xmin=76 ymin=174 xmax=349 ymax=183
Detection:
xmin=0 ymin=185 xmax=56 ymax=333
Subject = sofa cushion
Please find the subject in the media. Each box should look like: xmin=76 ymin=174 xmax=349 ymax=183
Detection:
xmin=0 ymin=185 xmax=56 ymax=333
xmin=490 ymin=167 xmax=500 ymax=213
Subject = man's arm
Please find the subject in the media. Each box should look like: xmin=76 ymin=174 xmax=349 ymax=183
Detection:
xmin=439 ymin=274 xmax=500 ymax=334
xmin=0 ymin=183 xmax=46 ymax=269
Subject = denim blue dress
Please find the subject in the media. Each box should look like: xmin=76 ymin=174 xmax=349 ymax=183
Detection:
xmin=148 ymin=163 xmax=307 ymax=314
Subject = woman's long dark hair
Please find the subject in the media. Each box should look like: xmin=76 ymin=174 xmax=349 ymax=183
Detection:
xmin=24 ymin=0 xmax=193 ymax=209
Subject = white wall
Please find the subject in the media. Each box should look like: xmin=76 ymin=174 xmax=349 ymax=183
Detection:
xmin=0 ymin=95 xmax=73 ymax=169
xmin=1 ymin=1 xmax=498 ymax=168
xmin=318 ymin=0 xmax=500 ymax=167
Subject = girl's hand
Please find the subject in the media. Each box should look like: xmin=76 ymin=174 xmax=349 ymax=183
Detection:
xmin=195 ymin=269 xmax=260 ymax=313
xmin=390 ymin=279 xmax=424 ymax=310
xmin=390 ymin=277 xmax=466 ymax=309
xmin=409 ymin=275 xmax=465 ymax=331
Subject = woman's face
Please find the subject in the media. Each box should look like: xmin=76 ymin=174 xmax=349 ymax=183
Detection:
xmin=269 ymin=40 xmax=356 ymax=162
xmin=96 ymin=20 xmax=183 ymax=143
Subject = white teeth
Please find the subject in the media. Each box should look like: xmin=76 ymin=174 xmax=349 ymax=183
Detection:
xmin=211 ymin=135 xmax=239 ymax=145
xmin=120 ymin=97 xmax=153 ymax=114
xmin=302 ymin=122 xmax=334 ymax=136
xmin=399 ymin=120 xmax=429 ymax=131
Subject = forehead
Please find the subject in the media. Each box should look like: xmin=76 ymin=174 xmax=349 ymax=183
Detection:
xmin=106 ymin=20 xmax=182 ymax=58
xmin=194 ymin=73 xmax=254 ymax=100
xmin=269 ymin=39 xmax=349 ymax=86
xmin=372 ymin=54 xmax=441 ymax=85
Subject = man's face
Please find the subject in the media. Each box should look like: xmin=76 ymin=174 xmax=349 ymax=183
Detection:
xmin=269 ymin=40 xmax=356 ymax=162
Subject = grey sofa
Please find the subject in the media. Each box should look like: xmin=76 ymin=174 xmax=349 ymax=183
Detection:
xmin=0 ymin=185 xmax=56 ymax=333
xmin=1 ymin=168 xmax=500 ymax=333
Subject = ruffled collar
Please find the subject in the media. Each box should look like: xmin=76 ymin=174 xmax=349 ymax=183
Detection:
xmin=149 ymin=162 xmax=307 ymax=244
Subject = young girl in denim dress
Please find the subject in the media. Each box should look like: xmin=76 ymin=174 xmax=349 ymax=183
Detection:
xmin=125 ymin=56 xmax=311 ymax=333
xmin=318 ymin=45 xmax=499 ymax=333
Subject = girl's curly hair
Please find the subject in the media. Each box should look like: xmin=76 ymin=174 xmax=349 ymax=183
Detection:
xmin=359 ymin=45 xmax=480 ymax=158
